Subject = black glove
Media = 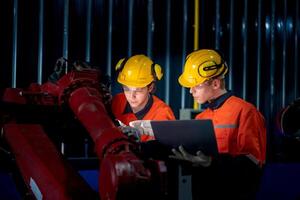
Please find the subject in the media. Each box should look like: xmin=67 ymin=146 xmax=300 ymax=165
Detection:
xmin=169 ymin=145 xmax=212 ymax=167
xmin=119 ymin=126 xmax=142 ymax=141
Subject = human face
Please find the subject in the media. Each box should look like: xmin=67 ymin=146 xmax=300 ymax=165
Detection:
xmin=189 ymin=80 xmax=215 ymax=104
xmin=123 ymin=85 xmax=151 ymax=113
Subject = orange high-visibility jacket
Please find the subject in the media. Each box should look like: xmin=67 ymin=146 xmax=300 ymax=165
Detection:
xmin=111 ymin=93 xmax=175 ymax=141
xmin=196 ymin=95 xmax=266 ymax=166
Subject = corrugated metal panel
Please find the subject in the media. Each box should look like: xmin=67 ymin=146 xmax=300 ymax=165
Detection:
xmin=127 ymin=0 xmax=133 ymax=57
xmin=180 ymin=0 xmax=188 ymax=109
xmin=85 ymin=0 xmax=92 ymax=62
xmin=106 ymin=0 xmax=113 ymax=76
xmin=164 ymin=0 xmax=171 ymax=105
xmin=11 ymin=0 xmax=18 ymax=88
xmin=242 ymin=0 xmax=248 ymax=100
xmin=1 ymin=0 xmax=299 ymax=160
xmin=146 ymin=0 xmax=154 ymax=58
xmin=63 ymin=0 xmax=69 ymax=60
xmin=37 ymin=0 xmax=44 ymax=84
xmin=256 ymin=0 xmax=262 ymax=109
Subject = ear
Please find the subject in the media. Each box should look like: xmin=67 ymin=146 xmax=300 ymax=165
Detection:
xmin=148 ymin=82 xmax=155 ymax=93
xmin=212 ymin=79 xmax=221 ymax=89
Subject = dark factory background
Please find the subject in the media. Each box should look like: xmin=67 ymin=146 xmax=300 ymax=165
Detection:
xmin=0 ymin=0 xmax=300 ymax=198
xmin=1 ymin=0 xmax=299 ymax=161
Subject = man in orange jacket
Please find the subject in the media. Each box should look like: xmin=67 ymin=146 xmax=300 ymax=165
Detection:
xmin=111 ymin=54 xmax=175 ymax=142
xmin=172 ymin=49 xmax=267 ymax=200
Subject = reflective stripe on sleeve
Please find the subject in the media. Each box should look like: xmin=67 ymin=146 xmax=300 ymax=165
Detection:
xmin=246 ymin=154 xmax=260 ymax=166
xmin=214 ymin=124 xmax=238 ymax=129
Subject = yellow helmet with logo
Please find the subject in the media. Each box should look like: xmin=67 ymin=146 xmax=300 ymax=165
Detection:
xmin=115 ymin=55 xmax=163 ymax=87
xmin=178 ymin=49 xmax=228 ymax=88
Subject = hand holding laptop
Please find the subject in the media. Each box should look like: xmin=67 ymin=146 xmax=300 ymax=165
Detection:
xmin=128 ymin=120 xmax=213 ymax=167
xmin=118 ymin=119 xmax=218 ymax=162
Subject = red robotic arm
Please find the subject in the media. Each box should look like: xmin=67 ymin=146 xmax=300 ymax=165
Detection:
xmin=60 ymin=70 xmax=154 ymax=199
xmin=2 ymin=67 xmax=167 ymax=200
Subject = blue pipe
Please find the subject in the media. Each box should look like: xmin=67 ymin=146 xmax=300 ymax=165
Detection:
xmin=165 ymin=0 xmax=171 ymax=104
xmin=106 ymin=0 xmax=113 ymax=76
xmin=12 ymin=0 xmax=18 ymax=88
xmin=181 ymin=0 xmax=188 ymax=109
xmin=281 ymin=0 xmax=287 ymax=107
xmin=228 ymin=0 xmax=234 ymax=91
xmin=256 ymin=0 xmax=262 ymax=109
xmin=242 ymin=0 xmax=248 ymax=100
xmin=85 ymin=0 xmax=92 ymax=62
xmin=63 ymin=0 xmax=69 ymax=72
xmin=294 ymin=0 xmax=299 ymax=99
xmin=147 ymin=0 xmax=153 ymax=58
xmin=37 ymin=0 xmax=44 ymax=84
xmin=215 ymin=0 xmax=220 ymax=49
xmin=127 ymin=0 xmax=133 ymax=57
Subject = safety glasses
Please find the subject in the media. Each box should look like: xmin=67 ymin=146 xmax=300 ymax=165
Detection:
xmin=123 ymin=86 xmax=148 ymax=94
xmin=192 ymin=79 xmax=213 ymax=90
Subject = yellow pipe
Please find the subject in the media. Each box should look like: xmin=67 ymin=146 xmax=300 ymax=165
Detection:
xmin=193 ymin=0 xmax=199 ymax=110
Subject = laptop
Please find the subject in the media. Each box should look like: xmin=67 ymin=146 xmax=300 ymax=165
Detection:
xmin=150 ymin=119 xmax=218 ymax=157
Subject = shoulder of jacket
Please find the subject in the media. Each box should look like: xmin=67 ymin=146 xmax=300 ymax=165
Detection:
xmin=152 ymin=96 xmax=174 ymax=111
xmin=152 ymin=95 xmax=166 ymax=106
xmin=228 ymin=96 xmax=259 ymax=113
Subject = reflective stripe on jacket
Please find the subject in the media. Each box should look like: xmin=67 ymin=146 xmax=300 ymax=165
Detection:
xmin=112 ymin=93 xmax=175 ymax=141
xmin=195 ymin=96 xmax=266 ymax=166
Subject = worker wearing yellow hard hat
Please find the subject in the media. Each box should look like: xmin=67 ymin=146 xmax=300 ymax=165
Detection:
xmin=171 ymin=49 xmax=266 ymax=199
xmin=178 ymin=49 xmax=228 ymax=89
xmin=111 ymin=54 xmax=175 ymax=142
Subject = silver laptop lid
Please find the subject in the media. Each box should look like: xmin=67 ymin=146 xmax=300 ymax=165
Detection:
xmin=151 ymin=119 xmax=218 ymax=156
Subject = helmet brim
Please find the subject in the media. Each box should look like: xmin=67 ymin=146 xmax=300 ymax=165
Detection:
xmin=117 ymin=77 xmax=151 ymax=88
xmin=178 ymin=75 xmax=205 ymax=88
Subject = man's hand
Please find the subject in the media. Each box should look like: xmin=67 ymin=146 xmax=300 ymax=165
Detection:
xmin=169 ymin=145 xmax=212 ymax=167
xmin=119 ymin=126 xmax=142 ymax=141
xmin=129 ymin=120 xmax=154 ymax=137
xmin=117 ymin=120 xmax=155 ymax=141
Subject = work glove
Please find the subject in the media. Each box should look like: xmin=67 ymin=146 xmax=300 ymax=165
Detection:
xmin=119 ymin=126 xmax=142 ymax=141
xmin=129 ymin=120 xmax=154 ymax=138
xmin=117 ymin=120 xmax=155 ymax=141
xmin=169 ymin=145 xmax=212 ymax=167
xmin=117 ymin=120 xmax=143 ymax=141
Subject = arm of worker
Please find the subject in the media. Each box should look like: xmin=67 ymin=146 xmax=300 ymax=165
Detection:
xmin=200 ymin=108 xmax=265 ymax=170
xmin=201 ymin=109 xmax=264 ymax=182
xmin=220 ymin=107 xmax=266 ymax=170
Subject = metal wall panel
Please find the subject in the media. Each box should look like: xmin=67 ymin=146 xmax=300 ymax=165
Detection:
xmin=1 ymin=0 xmax=299 ymax=160
xmin=11 ymin=0 xmax=18 ymax=88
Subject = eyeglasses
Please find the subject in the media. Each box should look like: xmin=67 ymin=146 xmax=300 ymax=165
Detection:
xmin=123 ymin=86 xmax=147 ymax=94
xmin=192 ymin=79 xmax=213 ymax=90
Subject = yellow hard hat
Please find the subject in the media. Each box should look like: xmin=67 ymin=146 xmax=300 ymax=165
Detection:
xmin=115 ymin=55 xmax=163 ymax=87
xmin=178 ymin=49 xmax=228 ymax=88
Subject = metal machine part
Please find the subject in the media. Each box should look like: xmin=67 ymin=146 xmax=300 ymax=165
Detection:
xmin=280 ymin=98 xmax=300 ymax=140
xmin=0 ymin=59 xmax=168 ymax=200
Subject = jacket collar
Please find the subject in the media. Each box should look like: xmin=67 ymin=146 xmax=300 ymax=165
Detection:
xmin=202 ymin=91 xmax=233 ymax=110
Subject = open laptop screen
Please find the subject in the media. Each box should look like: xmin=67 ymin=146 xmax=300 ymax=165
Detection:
xmin=150 ymin=119 xmax=218 ymax=157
